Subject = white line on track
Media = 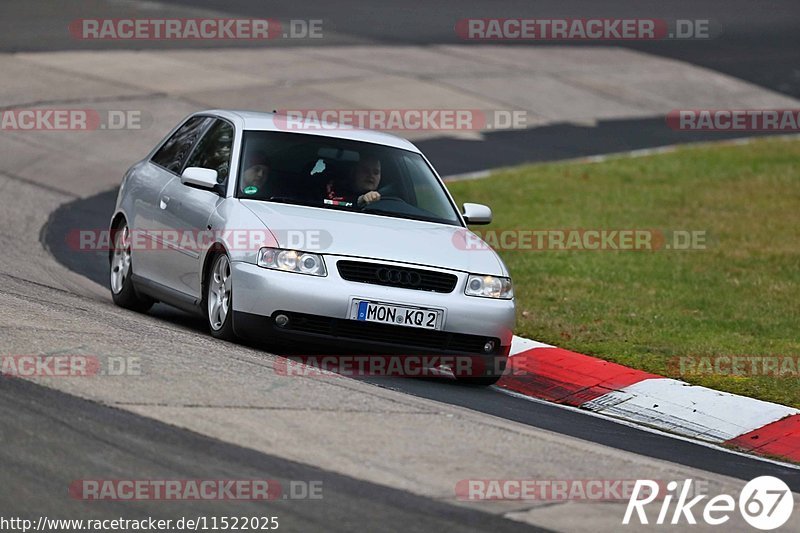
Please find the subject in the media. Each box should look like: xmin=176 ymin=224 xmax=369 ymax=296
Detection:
xmin=492 ymin=386 xmax=800 ymax=471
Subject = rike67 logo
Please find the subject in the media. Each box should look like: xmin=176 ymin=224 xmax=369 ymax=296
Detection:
xmin=624 ymin=477 xmax=794 ymax=530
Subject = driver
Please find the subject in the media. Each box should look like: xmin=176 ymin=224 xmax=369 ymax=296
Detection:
xmin=325 ymin=156 xmax=382 ymax=206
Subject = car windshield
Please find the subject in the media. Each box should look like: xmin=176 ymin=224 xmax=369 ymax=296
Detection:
xmin=236 ymin=130 xmax=462 ymax=226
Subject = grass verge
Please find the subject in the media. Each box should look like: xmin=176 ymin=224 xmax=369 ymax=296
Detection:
xmin=446 ymin=137 xmax=800 ymax=408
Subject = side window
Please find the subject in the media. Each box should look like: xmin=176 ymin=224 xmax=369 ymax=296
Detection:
xmin=151 ymin=116 xmax=212 ymax=173
xmin=185 ymin=119 xmax=234 ymax=183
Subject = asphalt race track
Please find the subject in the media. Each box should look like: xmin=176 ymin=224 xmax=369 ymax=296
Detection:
xmin=4 ymin=0 xmax=799 ymax=99
xmin=0 ymin=376 xmax=544 ymax=532
xmin=43 ymin=182 xmax=800 ymax=489
xmin=3 ymin=1 xmax=798 ymax=176
xmin=3 ymin=1 xmax=800 ymax=531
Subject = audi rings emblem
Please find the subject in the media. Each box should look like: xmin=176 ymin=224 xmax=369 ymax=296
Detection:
xmin=376 ymin=268 xmax=422 ymax=287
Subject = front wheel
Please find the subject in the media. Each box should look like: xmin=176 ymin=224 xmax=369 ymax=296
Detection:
xmin=109 ymin=221 xmax=153 ymax=312
xmin=206 ymin=253 xmax=236 ymax=341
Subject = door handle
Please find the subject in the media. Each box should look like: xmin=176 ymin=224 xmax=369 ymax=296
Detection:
xmin=159 ymin=196 xmax=170 ymax=209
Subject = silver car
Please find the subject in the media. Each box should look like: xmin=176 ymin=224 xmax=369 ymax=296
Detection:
xmin=109 ymin=110 xmax=515 ymax=384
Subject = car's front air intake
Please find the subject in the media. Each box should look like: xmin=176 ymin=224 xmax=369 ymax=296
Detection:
xmin=336 ymin=261 xmax=457 ymax=293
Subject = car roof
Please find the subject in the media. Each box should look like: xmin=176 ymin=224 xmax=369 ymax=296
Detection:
xmin=200 ymin=109 xmax=422 ymax=153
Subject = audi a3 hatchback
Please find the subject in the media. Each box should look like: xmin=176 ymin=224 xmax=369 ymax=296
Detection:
xmin=109 ymin=110 xmax=515 ymax=384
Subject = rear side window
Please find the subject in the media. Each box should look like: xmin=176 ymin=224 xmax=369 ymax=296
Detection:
xmin=185 ymin=119 xmax=234 ymax=183
xmin=151 ymin=116 xmax=212 ymax=173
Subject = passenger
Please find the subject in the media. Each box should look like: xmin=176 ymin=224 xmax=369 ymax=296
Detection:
xmin=240 ymin=151 xmax=270 ymax=197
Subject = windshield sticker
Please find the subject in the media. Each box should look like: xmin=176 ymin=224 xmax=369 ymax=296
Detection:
xmin=323 ymin=198 xmax=353 ymax=207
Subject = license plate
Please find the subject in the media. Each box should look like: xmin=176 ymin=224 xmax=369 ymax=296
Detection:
xmin=349 ymin=300 xmax=443 ymax=330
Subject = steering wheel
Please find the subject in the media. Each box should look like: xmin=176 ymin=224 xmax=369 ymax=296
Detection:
xmin=360 ymin=196 xmax=407 ymax=210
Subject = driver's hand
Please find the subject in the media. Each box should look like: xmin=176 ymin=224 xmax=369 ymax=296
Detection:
xmin=358 ymin=191 xmax=381 ymax=205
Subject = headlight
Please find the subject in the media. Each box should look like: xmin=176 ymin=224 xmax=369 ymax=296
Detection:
xmin=465 ymin=274 xmax=513 ymax=299
xmin=257 ymin=248 xmax=327 ymax=277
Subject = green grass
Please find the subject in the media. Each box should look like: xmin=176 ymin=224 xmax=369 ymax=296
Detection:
xmin=446 ymin=138 xmax=800 ymax=408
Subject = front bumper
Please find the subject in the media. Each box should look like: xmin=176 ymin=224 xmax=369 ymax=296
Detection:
xmin=230 ymin=256 xmax=515 ymax=353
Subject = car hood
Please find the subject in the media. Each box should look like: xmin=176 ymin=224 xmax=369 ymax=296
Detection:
xmin=240 ymin=200 xmax=506 ymax=275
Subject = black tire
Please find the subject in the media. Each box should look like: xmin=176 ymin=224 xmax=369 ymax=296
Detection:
xmin=205 ymin=253 xmax=237 ymax=341
xmin=109 ymin=220 xmax=154 ymax=312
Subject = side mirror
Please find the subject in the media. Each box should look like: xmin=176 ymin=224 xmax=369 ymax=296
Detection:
xmin=462 ymin=202 xmax=492 ymax=225
xmin=181 ymin=167 xmax=218 ymax=190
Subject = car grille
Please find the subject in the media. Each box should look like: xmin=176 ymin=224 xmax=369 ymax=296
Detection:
xmin=275 ymin=312 xmax=499 ymax=354
xmin=336 ymin=261 xmax=457 ymax=293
